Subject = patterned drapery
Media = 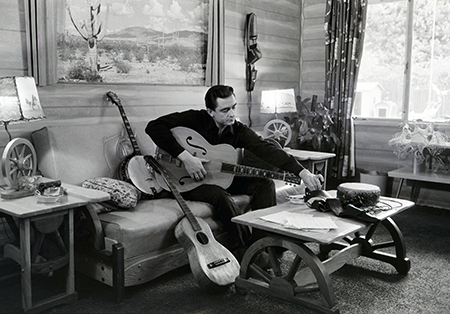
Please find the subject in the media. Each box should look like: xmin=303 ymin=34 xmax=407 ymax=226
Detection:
xmin=325 ymin=0 xmax=367 ymax=179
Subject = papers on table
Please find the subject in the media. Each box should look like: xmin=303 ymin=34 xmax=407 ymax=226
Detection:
xmin=260 ymin=210 xmax=338 ymax=232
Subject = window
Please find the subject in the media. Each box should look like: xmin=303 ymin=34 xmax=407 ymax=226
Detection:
xmin=355 ymin=0 xmax=450 ymax=122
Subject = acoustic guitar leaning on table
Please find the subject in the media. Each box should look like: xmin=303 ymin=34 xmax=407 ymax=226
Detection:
xmin=145 ymin=84 xmax=323 ymax=259
xmin=145 ymin=155 xmax=240 ymax=289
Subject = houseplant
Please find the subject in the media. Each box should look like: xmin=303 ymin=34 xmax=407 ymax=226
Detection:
xmin=284 ymin=95 xmax=340 ymax=152
xmin=389 ymin=121 xmax=449 ymax=172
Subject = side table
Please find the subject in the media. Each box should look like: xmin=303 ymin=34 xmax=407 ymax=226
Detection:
xmin=0 ymin=182 xmax=109 ymax=313
xmin=388 ymin=167 xmax=450 ymax=201
xmin=284 ymin=148 xmax=335 ymax=189
xmin=232 ymin=194 xmax=414 ymax=314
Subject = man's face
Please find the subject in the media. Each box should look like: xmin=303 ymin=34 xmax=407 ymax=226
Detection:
xmin=208 ymin=95 xmax=237 ymax=128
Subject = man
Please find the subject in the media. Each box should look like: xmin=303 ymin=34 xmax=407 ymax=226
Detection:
xmin=146 ymin=85 xmax=323 ymax=255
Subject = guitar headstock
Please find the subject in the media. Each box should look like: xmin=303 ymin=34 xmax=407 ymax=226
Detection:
xmin=106 ymin=91 xmax=120 ymax=106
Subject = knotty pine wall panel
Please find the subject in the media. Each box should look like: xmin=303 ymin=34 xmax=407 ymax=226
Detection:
xmin=300 ymin=0 xmax=326 ymax=100
xmin=0 ymin=0 xmax=27 ymax=76
xmin=224 ymin=0 xmax=301 ymax=128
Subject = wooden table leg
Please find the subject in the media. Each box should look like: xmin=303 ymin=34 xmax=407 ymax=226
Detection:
xmin=67 ymin=208 xmax=76 ymax=295
xmin=320 ymin=218 xmax=410 ymax=275
xmin=20 ymin=218 xmax=33 ymax=311
xmin=235 ymin=236 xmax=340 ymax=314
xmin=395 ymin=178 xmax=404 ymax=198
xmin=10 ymin=211 xmax=78 ymax=313
xmin=362 ymin=218 xmax=410 ymax=275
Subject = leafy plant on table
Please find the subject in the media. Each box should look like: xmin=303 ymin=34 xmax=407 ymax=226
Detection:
xmin=284 ymin=95 xmax=340 ymax=152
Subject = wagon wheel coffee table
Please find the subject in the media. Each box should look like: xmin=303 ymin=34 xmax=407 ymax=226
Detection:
xmin=231 ymin=194 xmax=414 ymax=314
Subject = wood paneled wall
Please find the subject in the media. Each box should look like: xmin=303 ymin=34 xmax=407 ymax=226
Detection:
xmin=301 ymin=0 xmax=326 ymax=101
xmin=0 ymin=0 xmax=28 ymax=77
xmin=0 ymin=0 xmax=303 ymax=130
xmin=0 ymin=0 xmax=302 ymax=176
xmin=2 ymin=0 xmax=450 ymax=209
xmin=225 ymin=0 xmax=301 ymax=127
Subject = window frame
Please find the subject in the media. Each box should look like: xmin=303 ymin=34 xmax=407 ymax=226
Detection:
xmin=356 ymin=0 xmax=450 ymax=126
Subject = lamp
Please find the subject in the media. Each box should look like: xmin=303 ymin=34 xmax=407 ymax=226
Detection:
xmin=0 ymin=76 xmax=45 ymax=197
xmin=261 ymin=88 xmax=297 ymax=147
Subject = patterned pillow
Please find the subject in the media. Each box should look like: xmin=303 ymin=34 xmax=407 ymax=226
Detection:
xmin=82 ymin=177 xmax=141 ymax=209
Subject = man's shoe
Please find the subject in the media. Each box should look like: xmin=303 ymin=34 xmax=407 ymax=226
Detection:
xmin=253 ymin=251 xmax=271 ymax=270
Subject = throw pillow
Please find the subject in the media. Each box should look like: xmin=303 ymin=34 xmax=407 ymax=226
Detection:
xmin=82 ymin=177 xmax=140 ymax=209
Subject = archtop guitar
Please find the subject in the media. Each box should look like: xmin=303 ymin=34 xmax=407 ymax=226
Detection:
xmin=154 ymin=127 xmax=302 ymax=193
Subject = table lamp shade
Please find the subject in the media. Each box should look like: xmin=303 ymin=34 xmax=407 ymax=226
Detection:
xmin=260 ymin=88 xmax=297 ymax=114
xmin=0 ymin=76 xmax=45 ymax=125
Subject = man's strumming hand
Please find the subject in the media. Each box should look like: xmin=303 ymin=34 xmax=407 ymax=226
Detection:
xmin=178 ymin=150 xmax=209 ymax=181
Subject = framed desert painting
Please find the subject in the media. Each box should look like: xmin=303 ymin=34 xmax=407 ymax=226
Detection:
xmin=56 ymin=0 xmax=209 ymax=85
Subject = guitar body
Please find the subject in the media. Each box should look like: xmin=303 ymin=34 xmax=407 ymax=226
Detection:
xmin=175 ymin=217 xmax=240 ymax=288
xmin=118 ymin=155 xmax=162 ymax=197
xmin=144 ymin=155 xmax=240 ymax=289
xmin=154 ymin=127 xmax=302 ymax=193
xmin=155 ymin=127 xmax=238 ymax=193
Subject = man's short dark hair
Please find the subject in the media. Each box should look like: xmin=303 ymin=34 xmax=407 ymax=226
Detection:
xmin=204 ymin=85 xmax=235 ymax=110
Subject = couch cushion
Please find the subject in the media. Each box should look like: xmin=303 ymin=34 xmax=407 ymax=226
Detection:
xmin=82 ymin=177 xmax=141 ymax=209
xmin=99 ymin=198 xmax=221 ymax=260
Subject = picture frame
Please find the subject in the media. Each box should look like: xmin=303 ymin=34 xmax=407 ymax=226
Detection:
xmin=56 ymin=0 xmax=210 ymax=85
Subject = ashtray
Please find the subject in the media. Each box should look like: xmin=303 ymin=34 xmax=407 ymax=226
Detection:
xmin=36 ymin=195 xmax=62 ymax=203
xmin=286 ymin=194 xmax=305 ymax=204
xmin=35 ymin=187 xmax=66 ymax=203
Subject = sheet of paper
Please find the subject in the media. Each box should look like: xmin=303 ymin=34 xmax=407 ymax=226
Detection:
xmin=261 ymin=211 xmax=338 ymax=230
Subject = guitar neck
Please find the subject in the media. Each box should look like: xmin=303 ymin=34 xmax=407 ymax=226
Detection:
xmin=221 ymin=163 xmax=287 ymax=181
xmin=168 ymin=182 xmax=202 ymax=232
xmin=116 ymin=104 xmax=141 ymax=155
xmin=145 ymin=156 xmax=201 ymax=231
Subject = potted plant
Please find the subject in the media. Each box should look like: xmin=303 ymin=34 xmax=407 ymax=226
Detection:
xmin=388 ymin=121 xmax=449 ymax=173
xmin=284 ymin=95 xmax=340 ymax=152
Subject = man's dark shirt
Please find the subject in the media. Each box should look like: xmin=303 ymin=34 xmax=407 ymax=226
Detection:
xmin=145 ymin=109 xmax=305 ymax=175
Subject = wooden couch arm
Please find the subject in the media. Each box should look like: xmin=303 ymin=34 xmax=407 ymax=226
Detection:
xmin=76 ymin=204 xmax=106 ymax=252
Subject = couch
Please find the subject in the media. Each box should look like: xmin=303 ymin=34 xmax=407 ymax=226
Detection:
xmin=31 ymin=117 xmax=304 ymax=302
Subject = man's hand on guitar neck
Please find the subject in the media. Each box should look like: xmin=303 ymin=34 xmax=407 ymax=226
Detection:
xmin=300 ymin=169 xmax=324 ymax=191
xmin=178 ymin=150 xmax=209 ymax=181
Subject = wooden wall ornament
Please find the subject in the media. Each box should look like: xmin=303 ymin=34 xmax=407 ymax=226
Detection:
xmin=245 ymin=13 xmax=262 ymax=127
xmin=245 ymin=13 xmax=262 ymax=92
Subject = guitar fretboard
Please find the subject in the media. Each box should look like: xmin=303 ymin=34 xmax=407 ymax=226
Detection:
xmin=221 ymin=163 xmax=287 ymax=181
xmin=107 ymin=91 xmax=141 ymax=156
xmin=117 ymin=105 xmax=141 ymax=155
xmin=155 ymin=151 xmax=301 ymax=186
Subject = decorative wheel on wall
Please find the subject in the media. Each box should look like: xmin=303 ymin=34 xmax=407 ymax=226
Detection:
xmin=1 ymin=138 xmax=37 ymax=189
xmin=263 ymin=119 xmax=292 ymax=147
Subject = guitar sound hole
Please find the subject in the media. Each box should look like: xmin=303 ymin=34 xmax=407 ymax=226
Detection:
xmin=196 ymin=232 xmax=209 ymax=245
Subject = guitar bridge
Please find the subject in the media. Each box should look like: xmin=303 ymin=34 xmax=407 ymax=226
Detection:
xmin=207 ymin=258 xmax=231 ymax=269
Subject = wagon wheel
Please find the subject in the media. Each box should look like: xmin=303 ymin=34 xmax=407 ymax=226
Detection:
xmin=1 ymin=138 xmax=37 ymax=190
xmin=263 ymin=119 xmax=292 ymax=147
xmin=319 ymin=218 xmax=411 ymax=275
xmin=235 ymin=236 xmax=339 ymax=313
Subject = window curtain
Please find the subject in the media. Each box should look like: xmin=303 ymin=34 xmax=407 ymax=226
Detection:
xmin=206 ymin=0 xmax=224 ymax=86
xmin=25 ymin=0 xmax=60 ymax=86
xmin=325 ymin=0 xmax=367 ymax=179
